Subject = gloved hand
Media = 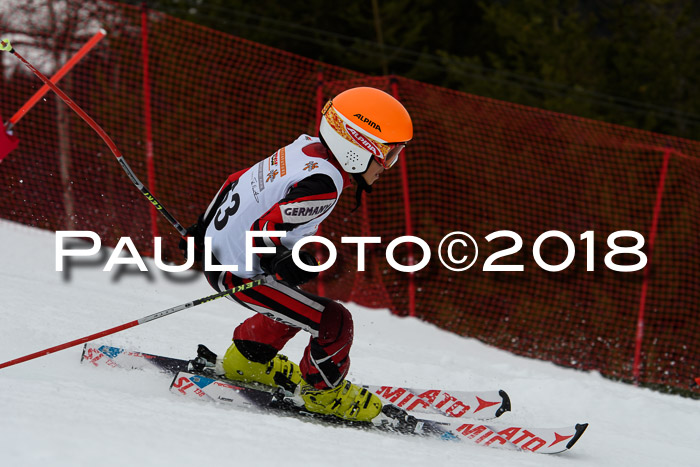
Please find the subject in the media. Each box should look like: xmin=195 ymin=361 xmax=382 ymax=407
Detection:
xmin=262 ymin=248 xmax=319 ymax=286
xmin=178 ymin=215 xmax=206 ymax=262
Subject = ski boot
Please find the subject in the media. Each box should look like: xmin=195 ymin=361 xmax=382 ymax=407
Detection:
xmin=299 ymin=380 xmax=383 ymax=422
xmin=220 ymin=342 xmax=303 ymax=390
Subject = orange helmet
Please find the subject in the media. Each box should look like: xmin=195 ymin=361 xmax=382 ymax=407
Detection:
xmin=319 ymin=87 xmax=413 ymax=174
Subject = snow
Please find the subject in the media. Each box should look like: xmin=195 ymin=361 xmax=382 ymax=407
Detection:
xmin=0 ymin=218 xmax=697 ymax=466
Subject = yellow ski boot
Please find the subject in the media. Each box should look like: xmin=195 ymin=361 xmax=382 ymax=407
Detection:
xmin=300 ymin=380 xmax=383 ymax=422
xmin=221 ymin=342 xmax=303 ymax=389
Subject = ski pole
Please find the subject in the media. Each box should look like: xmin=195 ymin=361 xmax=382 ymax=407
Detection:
xmin=0 ymin=38 xmax=187 ymax=236
xmin=0 ymin=277 xmax=268 ymax=370
xmin=5 ymin=30 xmax=107 ymax=131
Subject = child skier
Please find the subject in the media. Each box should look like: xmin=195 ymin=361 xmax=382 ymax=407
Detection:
xmin=181 ymin=87 xmax=413 ymax=422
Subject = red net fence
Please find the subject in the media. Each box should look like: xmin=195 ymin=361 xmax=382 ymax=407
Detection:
xmin=1 ymin=0 xmax=699 ymax=395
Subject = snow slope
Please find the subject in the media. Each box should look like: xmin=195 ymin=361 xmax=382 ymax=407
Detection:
xmin=0 ymin=218 xmax=697 ymax=467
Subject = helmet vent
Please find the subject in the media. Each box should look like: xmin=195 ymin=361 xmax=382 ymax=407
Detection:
xmin=346 ymin=150 xmax=362 ymax=171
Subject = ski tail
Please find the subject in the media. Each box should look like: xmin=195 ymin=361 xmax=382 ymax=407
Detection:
xmin=170 ymin=371 xmax=277 ymax=407
xmin=80 ymin=343 xmax=189 ymax=374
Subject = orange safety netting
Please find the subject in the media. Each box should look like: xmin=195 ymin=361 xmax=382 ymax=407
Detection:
xmin=1 ymin=0 xmax=698 ymax=394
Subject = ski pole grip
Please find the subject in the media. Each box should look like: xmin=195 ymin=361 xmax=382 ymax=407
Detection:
xmin=0 ymin=39 xmax=13 ymax=52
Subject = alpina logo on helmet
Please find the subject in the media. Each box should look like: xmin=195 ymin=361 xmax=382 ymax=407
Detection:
xmin=353 ymin=113 xmax=381 ymax=132
xmin=345 ymin=125 xmax=381 ymax=156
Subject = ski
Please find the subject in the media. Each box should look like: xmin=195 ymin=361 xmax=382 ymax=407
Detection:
xmin=170 ymin=370 xmax=587 ymax=454
xmin=81 ymin=343 xmax=189 ymax=374
xmin=81 ymin=343 xmax=510 ymax=420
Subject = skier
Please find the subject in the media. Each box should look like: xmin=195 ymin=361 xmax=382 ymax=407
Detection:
xmin=181 ymin=87 xmax=413 ymax=422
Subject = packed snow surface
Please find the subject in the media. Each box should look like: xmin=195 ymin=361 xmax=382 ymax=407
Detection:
xmin=0 ymin=219 xmax=697 ymax=466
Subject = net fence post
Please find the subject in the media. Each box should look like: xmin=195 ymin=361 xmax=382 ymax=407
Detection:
xmin=633 ymin=147 xmax=672 ymax=385
xmin=141 ymin=2 xmax=159 ymax=254
xmin=391 ymin=77 xmax=416 ymax=317
xmin=314 ymin=69 xmax=326 ymax=297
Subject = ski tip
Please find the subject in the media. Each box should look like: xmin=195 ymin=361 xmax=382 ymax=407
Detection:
xmin=566 ymin=423 xmax=589 ymax=450
xmin=496 ymin=389 xmax=511 ymax=417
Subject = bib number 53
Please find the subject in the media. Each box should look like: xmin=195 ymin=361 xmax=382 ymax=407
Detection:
xmin=214 ymin=179 xmax=241 ymax=231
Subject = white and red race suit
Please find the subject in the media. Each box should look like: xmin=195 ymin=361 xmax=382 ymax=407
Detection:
xmin=200 ymin=135 xmax=355 ymax=389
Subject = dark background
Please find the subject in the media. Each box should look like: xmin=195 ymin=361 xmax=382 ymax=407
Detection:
xmin=120 ymin=0 xmax=700 ymax=141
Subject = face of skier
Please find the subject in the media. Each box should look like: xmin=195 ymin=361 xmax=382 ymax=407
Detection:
xmin=362 ymin=158 xmax=385 ymax=185
xmin=361 ymin=143 xmax=403 ymax=185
